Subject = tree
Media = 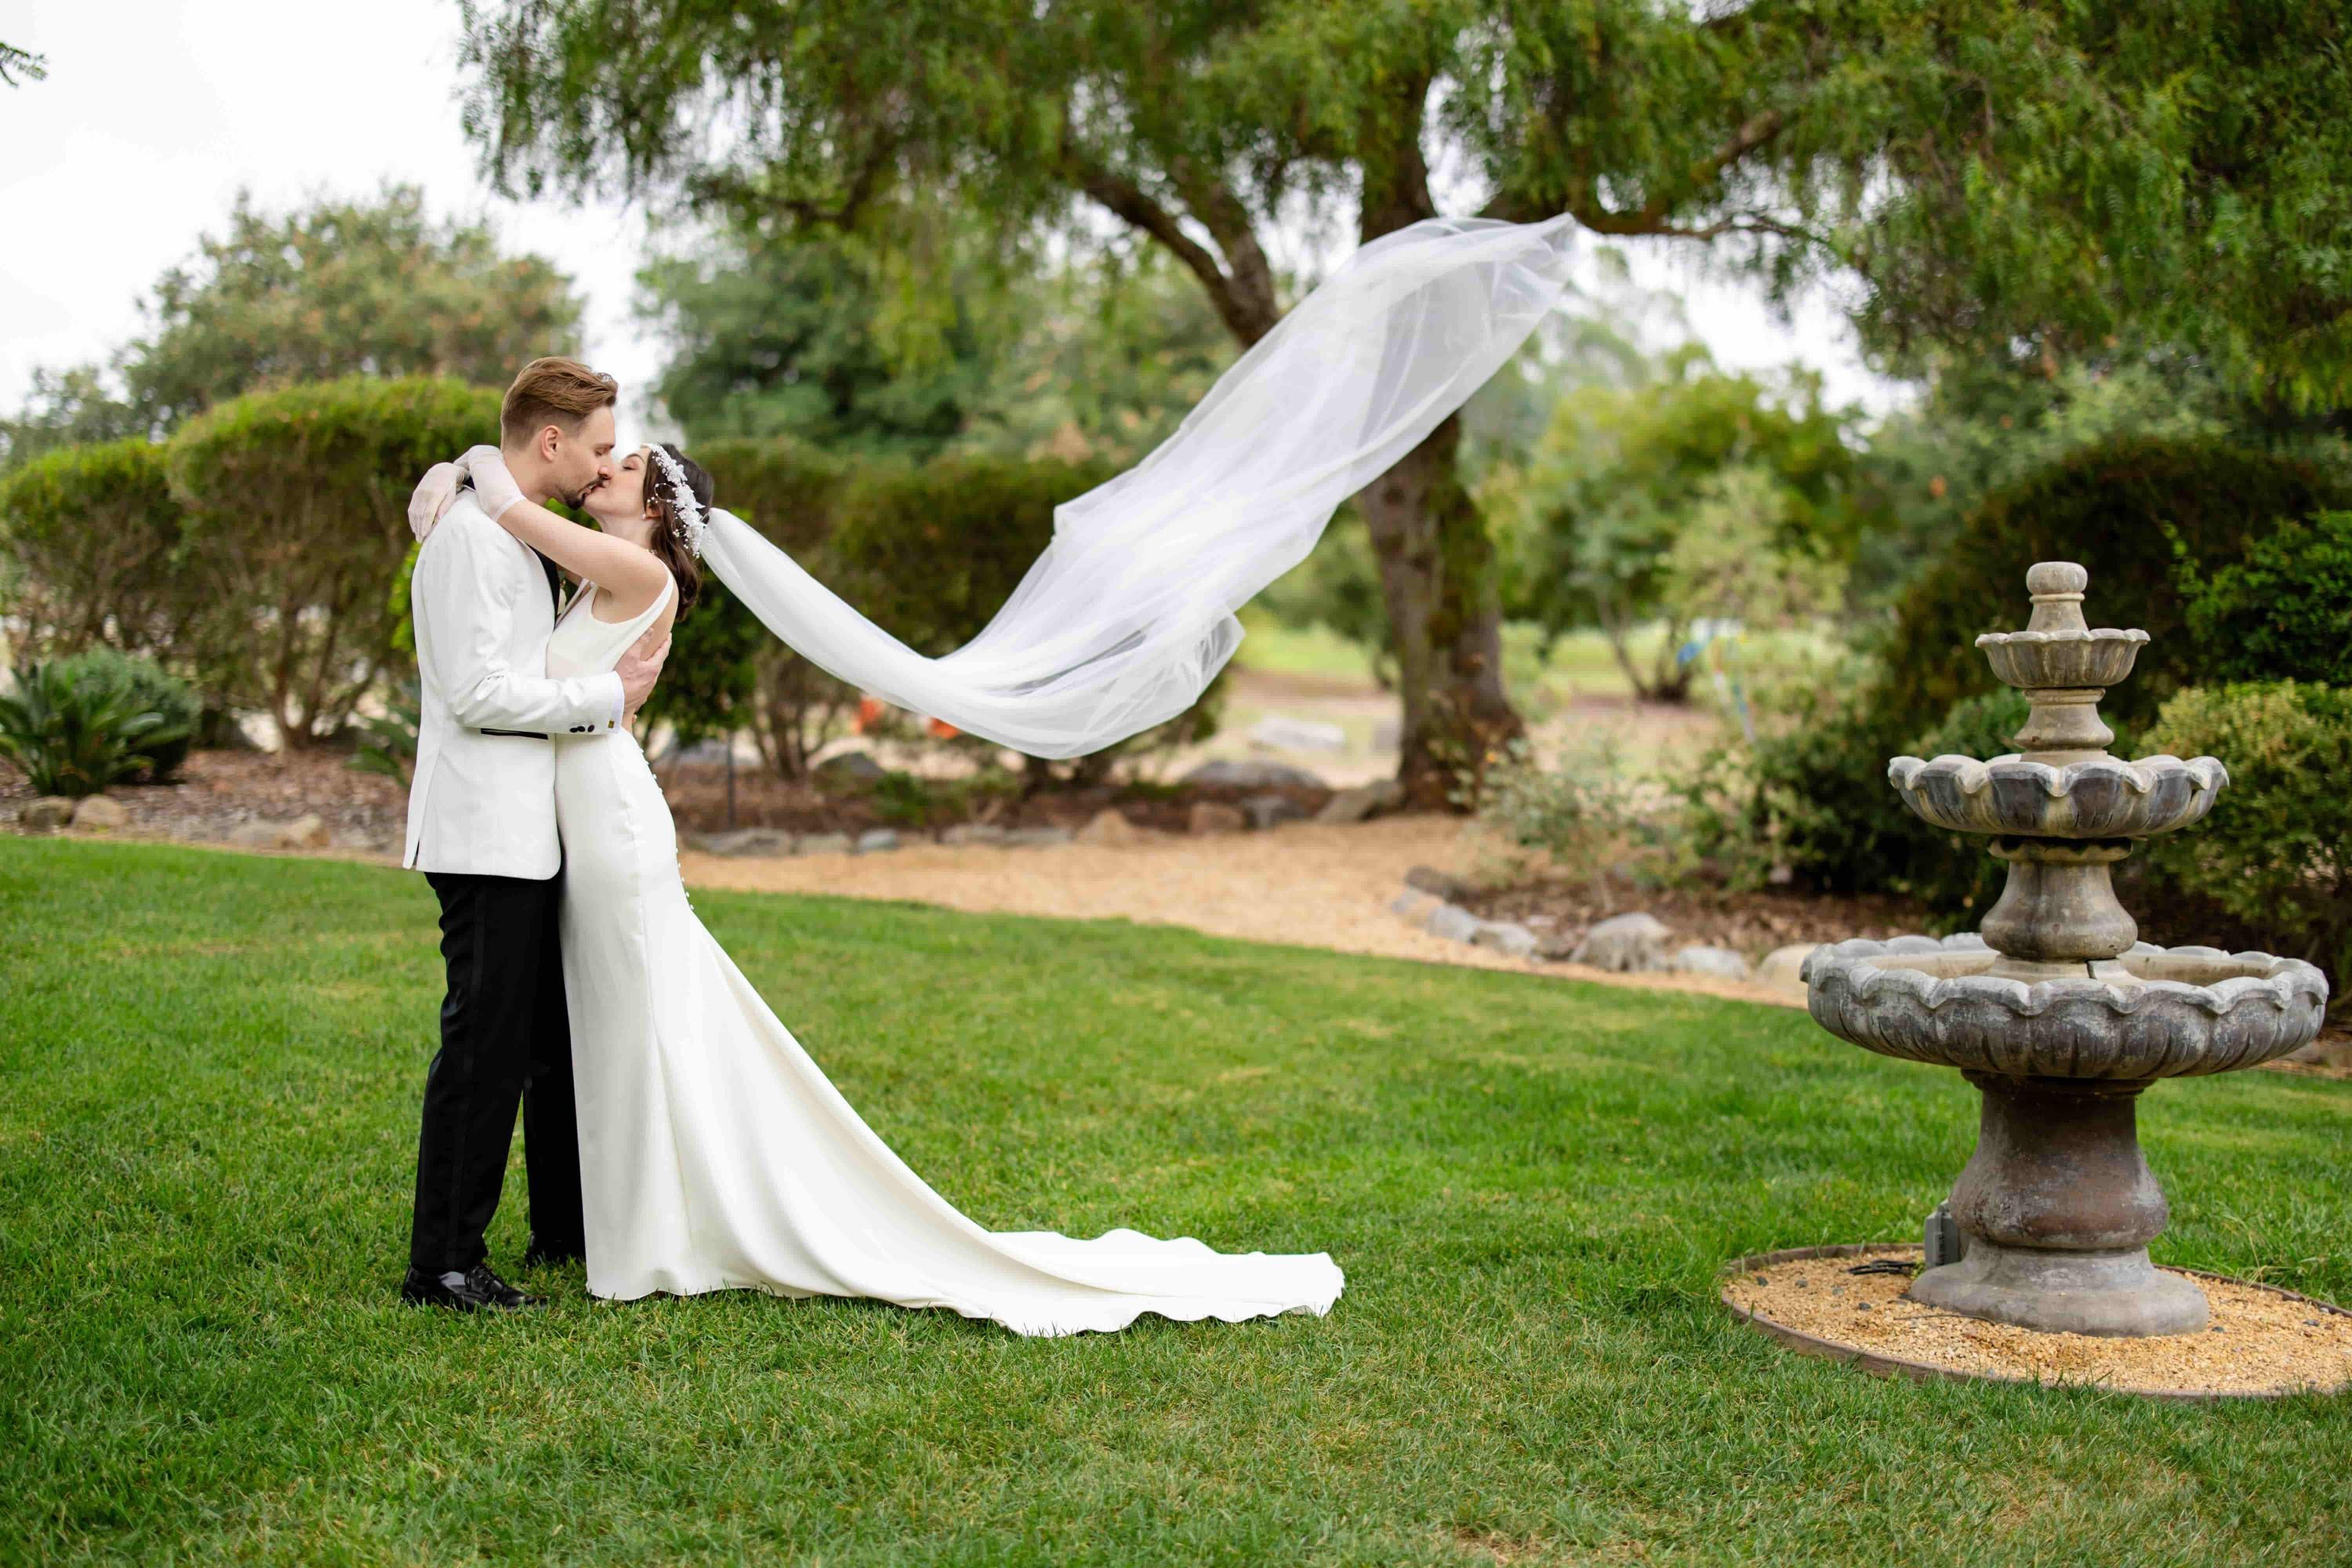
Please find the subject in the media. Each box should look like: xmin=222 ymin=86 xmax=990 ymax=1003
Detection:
xmin=3 ymin=186 xmax=583 ymax=464
xmin=0 ymin=42 xmax=44 ymax=86
xmin=460 ymin=0 xmax=2352 ymax=800
xmin=0 ymin=438 xmax=192 ymax=662
xmin=1489 ymin=350 xmax=1863 ymax=701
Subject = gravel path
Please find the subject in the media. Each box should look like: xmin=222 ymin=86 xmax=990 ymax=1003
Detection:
xmin=681 ymin=815 xmax=1809 ymax=1011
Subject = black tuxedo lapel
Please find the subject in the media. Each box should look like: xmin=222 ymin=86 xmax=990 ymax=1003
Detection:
xmin=539 ymin=551 xmax=564 ymax=613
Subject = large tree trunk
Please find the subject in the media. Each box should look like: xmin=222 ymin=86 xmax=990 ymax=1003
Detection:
xmin=1357 ymin=413 xmax=1524 ymax=808
xmin=1357 ymin=132 xmax=1524 ymax=809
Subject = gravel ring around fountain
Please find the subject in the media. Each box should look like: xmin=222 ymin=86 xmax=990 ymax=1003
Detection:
xmin=1720 ymin=1245 xmax=2352 ymax=1401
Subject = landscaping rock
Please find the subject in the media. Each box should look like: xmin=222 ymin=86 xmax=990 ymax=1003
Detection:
xmin=812 ymin=750 xmax=887 ymax=789
xmin=1422 ymin=902 xmax=1483 ymax=943
xmin=1756 ymin=943 xmax=1820 ymax=990
xmin=1240 ymin=793 xmax=1309 ymax=831
xmin=1316 ymin=779 xmax=1404 ymax=825
xmin=696 ymin=827 xmax=796 ymax=858
xmin=19 ymin=797 xmax=75 ymax=831
xmin=1670 ymin=945 xmax=1754 ymax=981
xmin=228 ymin=814 xmax=330 ymax=851
xmin=1178 ymin=758 xmax=1326 ymax=790
xmin=1004 ymin=825 xmax=1076 ymax=848
xmin=1403 ymin=865 xmax=1475 ymax=902
xmin=1076 ymin=809 xmax=1147 ymax=846
xmin=70 ymin=795 xmax=129 ymax=832
xmin=1187 ymin=801 xmax=1247 ymax=836
xmin=796 ymin=831 xmax=855 ymax=856
xmin=1372 ymin=718 xmax=1401 ymax=752
xmin=855 ymin=828 xmax=901 ymax=853
xmin=1533 ymin=928 xmax=1581 ymax=962
xmin=1389 ymin=889 xmax=1439 ymax=922
xmin=938 ymin=822 xmax=1009 ymax=847
xmin=1247 ymin=713 xmax=1347 ymax=753
xmin=1568 ymin=912 xmax=1673 ymax=972
xmin=1472 ymin=920 xmax=1541 ymax=959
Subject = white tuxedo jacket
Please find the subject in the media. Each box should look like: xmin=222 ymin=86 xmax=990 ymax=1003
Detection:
xmin=402 ymin=493 xmax=624 ymax=880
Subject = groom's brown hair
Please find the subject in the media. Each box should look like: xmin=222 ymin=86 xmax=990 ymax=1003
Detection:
xmin=500 ymin=357 xmax=619 ymax=446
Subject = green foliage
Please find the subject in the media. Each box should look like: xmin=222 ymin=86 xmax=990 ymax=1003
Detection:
xmin=167 ymin=376 xmax=506 ymax=746
xmin=1465 ymin=732 xmax=1655 ymax=895
xmin=0 ymin=662 xmax=183 ymax=797
xmin=1254 ymin=510 xmax=1393 ymax=687
xmin=4 ymin=187 xmax=581 ymax=466
xmin=641 ymin=225 xmax=1011 ymax=462
xmin=2141 ymin=682 xmax=2352 ymax=1004
xmin=1876 ymin=437 xmax=2352 ymax=736
xmin=1490 ymin=353 xmax=1865 ymax=702
xmin=347 ymin=683 xmax=420 ymax=788
xmin=0 ymin=437 xmax=191 ymax=663
xmin=0 ymin=40 xmax=45 ymax=86
xmin=44 ymin=648 xmax=199 ymax=783
xmin=2181 ymin=511 xmax=2352 ymax=688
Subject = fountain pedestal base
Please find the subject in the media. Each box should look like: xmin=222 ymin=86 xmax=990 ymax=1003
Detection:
xmin=1910 ymin=1240 xmax=2209 ymax=1337
xmin=1912 ymin=1070 xmax=2210 ymax=1336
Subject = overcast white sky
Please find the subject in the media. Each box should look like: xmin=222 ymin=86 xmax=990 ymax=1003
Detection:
xmin=0 ymin=0 xmax=1902 ymax=436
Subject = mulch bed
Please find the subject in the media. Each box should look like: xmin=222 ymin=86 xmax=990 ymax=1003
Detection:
xmin=0 ymin=748 xmax=409 ymax=851
xmin=1724 ymin=1245 xmax=2352 ymax=1399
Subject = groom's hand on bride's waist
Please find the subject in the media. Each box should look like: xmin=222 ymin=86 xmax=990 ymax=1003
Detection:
xmin=617 ymin=626 xmax=671 ymax=720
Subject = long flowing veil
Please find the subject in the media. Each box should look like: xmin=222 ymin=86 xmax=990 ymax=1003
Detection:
xmin=699 ymin=212 xmax=1578 ymax=759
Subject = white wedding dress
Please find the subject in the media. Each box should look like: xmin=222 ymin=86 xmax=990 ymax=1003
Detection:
xmin=544 ymin=575 xmax=1345 ymax=1336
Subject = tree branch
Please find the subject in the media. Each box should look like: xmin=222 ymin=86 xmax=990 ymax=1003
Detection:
xmin=1064 ymin=145 xmax=1276 ymax=347
xmin=1167 ymin=157 xmax=1281 ymax=341
xmin=1480 ymin=107 xmax=1791 ymax=235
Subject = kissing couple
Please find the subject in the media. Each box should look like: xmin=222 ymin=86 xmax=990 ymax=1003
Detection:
xmin=394 ymin=356 xmax=1344 ymax=1334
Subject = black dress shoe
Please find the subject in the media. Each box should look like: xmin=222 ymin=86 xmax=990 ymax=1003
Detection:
xmin=401 ymin=1262 xmax=546 ymax=1312
xmin=522 ymin=1236 xmax=585 ymax=1269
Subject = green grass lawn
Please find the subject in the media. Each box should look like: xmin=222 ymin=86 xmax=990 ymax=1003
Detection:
xmin=5 ymin=839 xmax=2350 ymax=1564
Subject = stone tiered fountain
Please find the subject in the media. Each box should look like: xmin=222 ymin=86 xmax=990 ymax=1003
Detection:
xmin=1802 ymin=562 xmax=2330 ymax=1337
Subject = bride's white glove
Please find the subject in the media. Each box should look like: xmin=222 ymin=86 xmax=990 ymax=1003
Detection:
xmin=455 ymin=444 xmax=527 ymax=522
xmin=407 ymin=459 xmax=463 ymax=543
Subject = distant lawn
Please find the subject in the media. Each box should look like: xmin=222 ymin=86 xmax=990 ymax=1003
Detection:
xmin=4 ymin=838 xmax=2350 ymax=1564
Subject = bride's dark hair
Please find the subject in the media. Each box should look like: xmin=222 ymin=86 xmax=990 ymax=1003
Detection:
xmin=644 ymin=443 xmax=711 ymax=616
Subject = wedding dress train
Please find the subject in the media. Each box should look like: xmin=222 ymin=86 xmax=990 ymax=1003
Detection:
xmin=546 ymin=576 xmax=1344 ymax=1335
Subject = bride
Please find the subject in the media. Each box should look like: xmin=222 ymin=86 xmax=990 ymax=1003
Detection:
xmin=423 ymin=209 xmax=1578 ymax=1335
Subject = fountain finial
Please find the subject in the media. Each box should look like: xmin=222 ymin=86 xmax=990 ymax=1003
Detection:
xmin=1973 ymin=560 xmax=2147 ymax=764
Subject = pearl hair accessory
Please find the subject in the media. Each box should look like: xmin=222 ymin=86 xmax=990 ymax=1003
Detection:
xmin=649 ymin=445 xmax=706 ymax=558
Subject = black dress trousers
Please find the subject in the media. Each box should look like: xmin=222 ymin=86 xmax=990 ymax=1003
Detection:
xmin=408 ymin=868 xmax=587 ymax=1272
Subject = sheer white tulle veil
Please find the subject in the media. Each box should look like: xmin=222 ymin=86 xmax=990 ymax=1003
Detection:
xmin=699 ymin=213 xmax=1577 ymax=758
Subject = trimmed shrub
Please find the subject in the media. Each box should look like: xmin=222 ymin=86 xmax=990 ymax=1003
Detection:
xmin=0 ymin=660 xmax=188 ymax=797
xmin=825 ymin=452 xmax=1223 ymax=781
xmin=1874 ymin=437 xmax=2350 ymax=734
xmin=2180 ymin=510 xmax=2352 ymax=687
xmin=2140 ymin=682 xmax=2352 ymax=1006
xmin=0 ymin=437 xmax=194 ymax=662
xmin=46 ymin=648 xmax=199 ymax=781
xmin=167 ymin=376 xmax=503 ymax=746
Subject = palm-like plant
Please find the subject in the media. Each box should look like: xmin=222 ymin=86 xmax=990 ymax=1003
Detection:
xmin=0 ymin=662 xmax=185 ymax=798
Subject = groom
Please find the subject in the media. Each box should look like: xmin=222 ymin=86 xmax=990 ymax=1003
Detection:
xmin=397 ymin=357 xmax=670 ymax=1312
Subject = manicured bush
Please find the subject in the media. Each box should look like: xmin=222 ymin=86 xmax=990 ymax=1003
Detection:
xmin=0 ymin=661 xmax=188 ymax=797
xmin=45 ymin=648 xmax=199 ymax=782
xmin=2180 ymin=510 xmax=2352 ymax=687
xmin=826 ymin=452 xmax=1223 ymax=781
xmin=1874 ymin=437 xmax=2350 ymax=734
xmin=0 ymin=438 xmax=194 ymax=663
xmin=166 ymin=376 xmax=503 ymax=746
xmin=2140 ymin=681 xmax=2352 ymax=1006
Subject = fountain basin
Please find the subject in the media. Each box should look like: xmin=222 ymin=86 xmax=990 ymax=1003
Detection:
xmin=1889 ymin=753 xmax=2227 ymax=839
xmin=1975 ymin=625 xmax=2149 ymax=690
xmin=1802 ymin=934 xmax=2327 ymax=1080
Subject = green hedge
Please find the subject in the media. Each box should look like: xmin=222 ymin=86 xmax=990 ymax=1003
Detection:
xmin=2181 ymin=510 xmax=2352 ymax=687
xmin=167 ymin=376 xmax=503 ymax=745
xmin=1873 ymin=437 xmax=2350 ymax=734
xmin=0 ymin=438 xmax=190 ymax=662
xmin=2140 ymin=682 xmax=2351 ymax=1007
